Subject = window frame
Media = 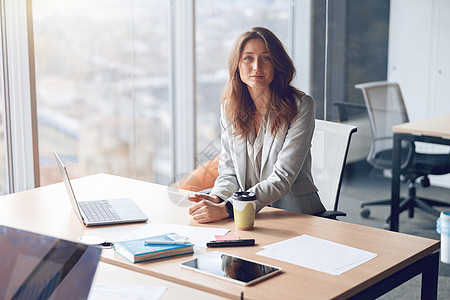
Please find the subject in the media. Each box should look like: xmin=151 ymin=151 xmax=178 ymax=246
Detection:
xmin=170 ymin=0 xmax=196 ymax=176
xmin=1 ymin=0 xmax=39 ymax=193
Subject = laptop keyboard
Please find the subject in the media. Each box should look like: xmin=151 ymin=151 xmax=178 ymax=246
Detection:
xmin=79 ymin=200 xmax=121 ymax=222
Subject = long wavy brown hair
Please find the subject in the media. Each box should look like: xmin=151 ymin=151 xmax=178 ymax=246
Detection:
xmin=221 ymin=27 xmax=304 ymax=139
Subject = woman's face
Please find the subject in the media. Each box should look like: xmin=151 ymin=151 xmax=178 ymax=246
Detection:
xmin=238 ymin=38 xmax=274 ymax=90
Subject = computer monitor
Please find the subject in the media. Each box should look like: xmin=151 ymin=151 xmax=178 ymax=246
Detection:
xmin=0 ymin=225 xmax=102 ymax=299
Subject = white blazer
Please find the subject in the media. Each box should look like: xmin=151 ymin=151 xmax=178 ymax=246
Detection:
xmin=210 ymin=94 xmax=323 ymax=214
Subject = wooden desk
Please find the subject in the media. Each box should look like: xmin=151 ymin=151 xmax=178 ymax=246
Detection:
xmin=93 ymin=262 xmax=227 ymax=300
xmin=391 ymin=114 xmax=450 ymax=231
xmin=0 ymin=174 xmax=440 ymax=299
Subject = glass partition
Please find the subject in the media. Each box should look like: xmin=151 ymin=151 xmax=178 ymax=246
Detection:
xmin=313 ymin=0 xmax=390 ymax=166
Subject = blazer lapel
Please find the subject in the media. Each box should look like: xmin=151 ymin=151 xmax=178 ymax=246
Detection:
xmin=231 ymin=136 xmax=247 ymax=189
xmin=260 ymin=126 xmax=275 ymax=176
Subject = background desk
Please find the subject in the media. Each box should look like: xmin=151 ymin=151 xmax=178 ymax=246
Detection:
xmin=0 ymin=173 xmax=440 ymax=299
xmin=392 ymin=114 xmax=450 ymax=232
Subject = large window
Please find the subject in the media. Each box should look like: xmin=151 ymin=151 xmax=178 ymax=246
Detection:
xmin=194 ymin=0 xmax=292 ymax=166
xmin=6 ymin=0 xmax=447 ymax=193
xmin=32 ymin=0 xmax=293 ymax=187
xmin=33 ymin=0 xmax=170 ymax=185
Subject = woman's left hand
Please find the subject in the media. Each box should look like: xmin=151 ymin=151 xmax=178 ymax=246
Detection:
xmin=188 ymin=195 xmax=228 ymax=223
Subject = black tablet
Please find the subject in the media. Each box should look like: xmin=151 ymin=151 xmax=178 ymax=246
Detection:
xmin=180 ymin=251 xmax=282 ymax=286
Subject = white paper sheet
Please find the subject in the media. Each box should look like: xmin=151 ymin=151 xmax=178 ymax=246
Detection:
xmin=256 ymin=234 xmax=377 ymax=275
xmin=122 ymin=222 xmax=229 ymax=249
xmin=88 ymin=283 xmax=166 ymax=300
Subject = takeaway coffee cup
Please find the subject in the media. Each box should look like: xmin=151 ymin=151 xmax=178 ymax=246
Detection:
xmin=232 ymin=192 xmax=257 ymax=230
xmin=437 ymin=211 xmax=450 ymax=264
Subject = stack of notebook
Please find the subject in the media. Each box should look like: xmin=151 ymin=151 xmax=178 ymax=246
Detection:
xmin=114 ymin=232 xmax=194 ymax=263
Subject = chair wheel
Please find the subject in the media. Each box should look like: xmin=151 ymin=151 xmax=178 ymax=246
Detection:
xmin=360 ymin=208 xmax=370 ymax=218
xmin=421 ymin=176 xmax=430 ymax=187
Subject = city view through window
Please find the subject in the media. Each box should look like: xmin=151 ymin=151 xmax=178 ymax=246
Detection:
xmin=33 ymin=0 xmax=291 ymax=186
xmin=34 ymin=0 xmax=170 ymax=185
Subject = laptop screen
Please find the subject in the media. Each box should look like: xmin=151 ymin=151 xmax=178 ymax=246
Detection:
xmin=0 ymin=225 xmax=101 ymax=300
xmin=53 ymin=151 xmax=86 ymax=225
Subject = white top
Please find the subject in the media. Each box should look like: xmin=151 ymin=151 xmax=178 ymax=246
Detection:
xmin=245 ymin=118 xmax=266 ymax=190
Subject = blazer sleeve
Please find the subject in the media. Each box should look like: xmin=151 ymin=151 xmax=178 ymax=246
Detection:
xmin=248 ymin=95 xmax=316 ymax=212
xmin=209 ymin=106 xmax=241 ymax=201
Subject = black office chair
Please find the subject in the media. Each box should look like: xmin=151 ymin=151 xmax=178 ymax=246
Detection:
xmin=355 ymin=81 xmax=450 ymax=224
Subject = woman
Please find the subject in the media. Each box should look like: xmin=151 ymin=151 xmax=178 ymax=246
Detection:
xmin=189 ymin=27 xmax=325 ymax=223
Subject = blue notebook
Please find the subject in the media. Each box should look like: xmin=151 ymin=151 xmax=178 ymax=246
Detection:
xmin=114 ymin=233 xmax=194 ymax=263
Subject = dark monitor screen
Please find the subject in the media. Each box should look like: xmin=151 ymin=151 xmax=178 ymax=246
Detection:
xmin=0 ymin=226 xmax=101 ymax=300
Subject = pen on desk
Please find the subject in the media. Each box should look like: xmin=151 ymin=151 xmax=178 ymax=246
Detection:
xmin=144 ymin=240 xmax=190 ymax=245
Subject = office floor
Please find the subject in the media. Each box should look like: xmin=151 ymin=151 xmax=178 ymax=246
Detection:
xmin=339 ymin=161 xmax=450 ymax=299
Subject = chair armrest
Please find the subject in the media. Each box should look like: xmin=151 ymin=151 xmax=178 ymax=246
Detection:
xmin=314 ymin=210 xmax=347 ymax=220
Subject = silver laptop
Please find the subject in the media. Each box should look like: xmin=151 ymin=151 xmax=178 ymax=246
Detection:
xmin=54 ymin=151 xmax=148 ymax=226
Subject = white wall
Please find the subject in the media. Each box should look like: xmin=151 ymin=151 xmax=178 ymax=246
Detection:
xmin=388 ymin=0 xmax=450 ymax=188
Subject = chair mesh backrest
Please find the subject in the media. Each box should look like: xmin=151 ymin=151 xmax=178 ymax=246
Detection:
xmin=311 ymin=120 xmax=356 ymax=211
xmin=356 ymin=82 xmax=410 ymax=168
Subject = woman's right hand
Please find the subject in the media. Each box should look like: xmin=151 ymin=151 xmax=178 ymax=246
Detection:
xmin=188 ymin=193 xmax=228 ymax=223
xmin=187 ymin=193 xmax=221 ymax=204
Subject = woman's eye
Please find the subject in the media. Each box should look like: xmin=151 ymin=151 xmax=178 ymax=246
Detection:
xmin=262 ymin=56 xmax=271 ymax=61
xmin=243 ymin=57 xmax=252 ymax=61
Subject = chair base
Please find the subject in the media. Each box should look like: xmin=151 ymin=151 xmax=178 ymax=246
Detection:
xmin=360 ymin=198 xmax=403 ymax=218
xmin=360 ymin=195 xmax=450 ymax=223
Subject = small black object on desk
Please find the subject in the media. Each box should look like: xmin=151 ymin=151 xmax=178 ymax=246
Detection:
xmin=206 ymin=239 xmax=255 ymax=247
